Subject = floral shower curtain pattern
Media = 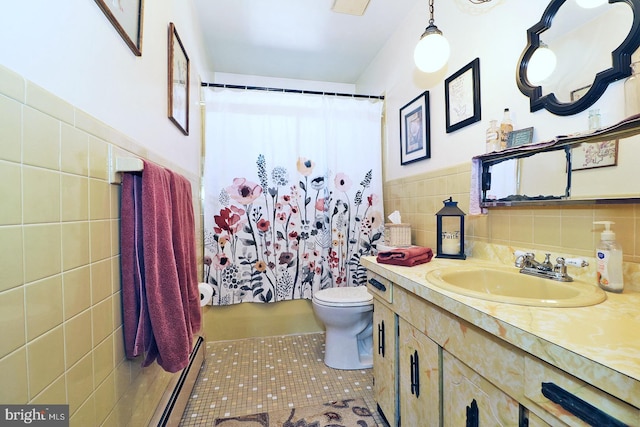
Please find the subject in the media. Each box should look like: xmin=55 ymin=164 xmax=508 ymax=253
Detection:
xmin=203 ymin=88 xmax=384 ymax=305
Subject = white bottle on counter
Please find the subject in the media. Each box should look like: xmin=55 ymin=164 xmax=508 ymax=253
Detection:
xmin=593 ymin=221 xmax=624 ymax=293
xmin=485 ymin=120 xmax=500 ymax=153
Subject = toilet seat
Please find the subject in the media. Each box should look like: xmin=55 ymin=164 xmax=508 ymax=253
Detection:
xmin=313 ymin=287 xmax=373 ymax=307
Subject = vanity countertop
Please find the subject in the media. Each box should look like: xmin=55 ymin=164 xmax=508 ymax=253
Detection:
xmin=361 ymin=255 xmax=640 ymax=408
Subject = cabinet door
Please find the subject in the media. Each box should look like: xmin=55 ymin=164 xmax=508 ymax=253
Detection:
xmin=525 ymin=411 xmax=552 ymax=427
xmin=443 ymin=350 xmax=519 ymax=427
xmin=399 ymin=318 xmax=440 ymax=427
xmin=373 ymin=300 xmax=396 ymax=426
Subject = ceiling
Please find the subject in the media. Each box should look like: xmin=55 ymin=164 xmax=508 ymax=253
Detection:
xmin=192 ymin=0 xmax=423 ymax=84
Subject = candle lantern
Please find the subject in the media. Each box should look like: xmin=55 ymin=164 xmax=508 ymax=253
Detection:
xmin=436 ymin=197 xmax=466 ymax=260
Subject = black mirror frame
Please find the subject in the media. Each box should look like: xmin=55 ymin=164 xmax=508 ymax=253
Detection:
xmin=516 ymin=0 xmax=640 ymax=116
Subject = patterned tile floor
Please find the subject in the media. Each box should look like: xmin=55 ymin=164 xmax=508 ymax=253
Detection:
xmin=179 ymin=332 xmax=386 ymax=426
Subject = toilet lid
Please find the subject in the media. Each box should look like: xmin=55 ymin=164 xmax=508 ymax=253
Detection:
xmin=313 ymin=286 xmax=373 ymax=307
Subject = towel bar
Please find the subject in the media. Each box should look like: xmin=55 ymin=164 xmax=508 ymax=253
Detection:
xmin=108 ymin=144 xmax=144 ymax=184
xmin=116 ymin=156 xmax=144 ymax=173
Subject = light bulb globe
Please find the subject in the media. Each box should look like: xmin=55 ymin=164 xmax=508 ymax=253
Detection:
xmin=414 ymin=32 xmax=450 ymax=73
xmin=527 ymin=46 xmax=557 ymax=84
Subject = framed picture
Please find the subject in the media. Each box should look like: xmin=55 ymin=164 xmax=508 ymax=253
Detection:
xmin=572 ymin=140 xmax=618 ymax=171
xmin=445 ymin=58 xmax=481 ymax=133
xmin=94 ymin=0 xmax=144 ymax=56
xmin=168 ymin=22 xmax=190 ymax=135
xmin=570 ymin=84 xmax=591 ymax=102
xmin=507 ymin=127 xmax=534 ymax=148
xmin=399 ymin=91 xmax=430 ymax=165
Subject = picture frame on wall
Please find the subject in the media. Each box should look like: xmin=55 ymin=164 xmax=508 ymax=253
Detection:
xmin=94 ymin=0 xmax=144 ymax=56
xmin=168 ymin=22 xmax=190 ymax=135
xmin=571 ymin=140 xmax=618 ymax=171
xmin=445 ymin=57 xmax=481 ymax=133
xmin=400 ymin=91 xmax=430 ymax=165
xmin=570 ymin=84 xmax=591 ymax=102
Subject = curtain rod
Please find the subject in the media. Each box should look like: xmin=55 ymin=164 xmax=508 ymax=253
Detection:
xmin=201 ymin=82 xmax=384 ymax=100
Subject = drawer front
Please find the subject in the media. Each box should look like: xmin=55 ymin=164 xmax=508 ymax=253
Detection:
xmin=367 ymin=271 xmax=392 ymax=303
xmin=438 ymin=311 xmax=525 ymax=402
xmin=524 ymin=355 xmax=639 ymax=427
xmin=391 ymin=284 xmax=426 ymax=332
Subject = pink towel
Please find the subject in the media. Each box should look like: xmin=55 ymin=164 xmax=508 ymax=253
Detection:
xmin=121 ymin=160 xmax=201 ymax=373
xmin=121 ymin=173 xmax=151 ymax=359
xmin=376 ymin=246 xmax=434 ymax=267
xmin=168 ymin=170 xmax=202 ymax=335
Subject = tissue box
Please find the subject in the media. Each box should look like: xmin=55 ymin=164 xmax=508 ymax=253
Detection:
xmin=384 ymin=223 xmax=411 ymax=247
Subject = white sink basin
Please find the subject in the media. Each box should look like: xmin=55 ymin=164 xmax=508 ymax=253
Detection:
xmin=425 ymin=266 xmax=606 ymax=307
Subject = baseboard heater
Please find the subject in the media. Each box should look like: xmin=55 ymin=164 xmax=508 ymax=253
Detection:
xmin=150 ymin=335 xmax=205 ymax=426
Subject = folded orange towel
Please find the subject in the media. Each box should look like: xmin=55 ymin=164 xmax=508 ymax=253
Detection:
xmin=376 ymin=246 xmax=434 ymax=267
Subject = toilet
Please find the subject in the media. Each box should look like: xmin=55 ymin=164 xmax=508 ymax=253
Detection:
xmin=312 ymin=286 xmax=374 ymax=370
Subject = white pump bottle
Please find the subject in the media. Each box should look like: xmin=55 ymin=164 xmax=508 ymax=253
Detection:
xmin=593 ymin=221 xmax=624 ymax=293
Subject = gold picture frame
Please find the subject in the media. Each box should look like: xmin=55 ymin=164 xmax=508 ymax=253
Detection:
xmin=94 ymin=0 xmax=144 ymax=56
xmin=168 ymin=22 xmax=190 ymax=135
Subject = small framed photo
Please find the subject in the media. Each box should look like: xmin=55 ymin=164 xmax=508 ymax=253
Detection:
xmin=570 ymin=84 xmax=591 ymax=102
xmin=168 ymin=22 xmax=190 ymax=135
xmin=94 ymin=0 xmax=144 ymax=56
xmin=399 ymin=91 xmax=430 ymax=165
xmin=507 ymin=127 xmax=534 ymax=148
xmin=445 ymin=58 xmax=481 ymax=133
xmin=571 ymin=140 xmax=618 ymax=171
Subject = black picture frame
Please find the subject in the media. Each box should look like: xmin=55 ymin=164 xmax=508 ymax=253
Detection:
xmin=445 ymin=57 xmax=481 ymax=133
xmin=399 ymin=91 xmax=430 ymax=165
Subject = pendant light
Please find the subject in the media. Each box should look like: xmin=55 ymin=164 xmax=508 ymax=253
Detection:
xmin=414 ymin=0 xmax=450 ymax=73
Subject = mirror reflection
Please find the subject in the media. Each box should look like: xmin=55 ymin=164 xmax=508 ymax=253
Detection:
xmin=571 ymin=134 xmax=640 ymax=198
xmin=517 ymin=0 xmax=640 ymax=116
xmin=531 ymin=2 xmax=632 ymax=103
xmin=483 ymin=134 xmax=640 ymax=204
xmin=484 ymin=151 xmax=569 ymax=202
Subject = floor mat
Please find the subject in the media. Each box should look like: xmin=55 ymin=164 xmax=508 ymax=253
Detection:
xmin=213 ymin=397 xmax=378 ymax=427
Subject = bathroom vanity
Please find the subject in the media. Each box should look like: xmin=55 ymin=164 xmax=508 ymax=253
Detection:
xmin=363 ymin=256 xmax=640 ymax=426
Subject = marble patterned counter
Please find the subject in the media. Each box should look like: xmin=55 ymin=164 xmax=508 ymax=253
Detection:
xmin=361 ymin=255 xmax=640 ymax=409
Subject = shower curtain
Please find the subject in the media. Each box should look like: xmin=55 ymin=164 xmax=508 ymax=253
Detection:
xmin=203 ymin=88 xmax=384 ymax=305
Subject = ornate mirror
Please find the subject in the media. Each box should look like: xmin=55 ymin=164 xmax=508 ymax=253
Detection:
xmin=516 ymin=0 xmax=640 ymax=116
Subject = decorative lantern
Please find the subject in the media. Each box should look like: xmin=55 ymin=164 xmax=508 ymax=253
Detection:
xmin=435 ymin=197 xmax=466 ymax=260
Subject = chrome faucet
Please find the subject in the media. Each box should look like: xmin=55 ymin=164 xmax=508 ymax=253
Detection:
xmin=514 ymin=252 xmax=588 ymax=282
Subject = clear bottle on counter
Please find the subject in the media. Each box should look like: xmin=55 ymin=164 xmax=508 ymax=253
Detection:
xmin=499 ymin=108 xmax=513 ymax=150
xmin=485 ymin=119 xmax=500 ymax=153
xmin=624 ymin=61 xmax=640 ymax=117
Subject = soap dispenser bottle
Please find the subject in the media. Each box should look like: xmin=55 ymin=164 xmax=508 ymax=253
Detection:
xmin=593 ymin=221 xmax=624 ymax=293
